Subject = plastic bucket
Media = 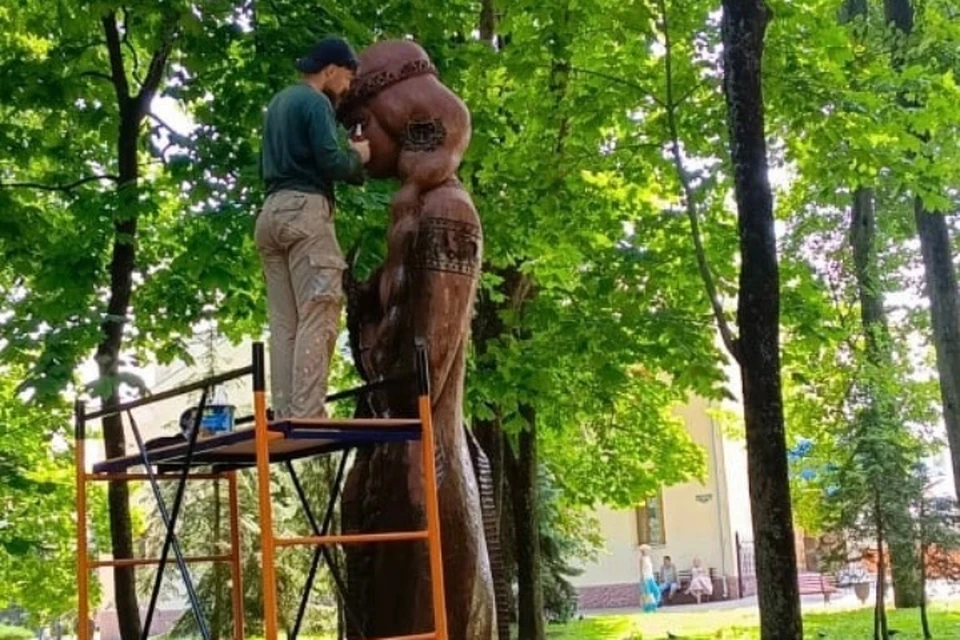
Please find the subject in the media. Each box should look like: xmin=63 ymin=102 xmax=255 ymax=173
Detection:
xmin=180 ymin=404 xmax=236 ymax=437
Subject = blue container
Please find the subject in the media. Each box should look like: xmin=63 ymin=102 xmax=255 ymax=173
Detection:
xmin=180 ymin=404 xmax=236 ymax=436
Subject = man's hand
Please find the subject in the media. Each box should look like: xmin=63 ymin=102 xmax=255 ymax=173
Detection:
xmin=350 ymin=138 xmax=371 ymax=164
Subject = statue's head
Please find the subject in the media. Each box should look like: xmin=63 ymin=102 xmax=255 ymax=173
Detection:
xmin=339 ymin=40 xmax=470 ymax=183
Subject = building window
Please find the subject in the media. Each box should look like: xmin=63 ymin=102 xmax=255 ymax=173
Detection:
xmin=636 ymin=493 xmax=666 ymax=545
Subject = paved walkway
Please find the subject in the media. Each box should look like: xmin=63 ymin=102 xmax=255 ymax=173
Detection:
xmin=583 ymin=582 xmax=960 ymax=618
xmin=583 ymin=591 xmax=915 ymax=617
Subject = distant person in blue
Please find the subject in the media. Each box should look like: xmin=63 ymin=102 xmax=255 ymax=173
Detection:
xmin=658 ymin=555 xmax=680 ymax=603
xmin=639 ymin=545 xmax=661 ymax=612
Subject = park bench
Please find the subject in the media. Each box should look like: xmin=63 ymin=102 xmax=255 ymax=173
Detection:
xmin=797 ymin=572 xmax=837 ymax=603
xmin=655 ymin=567 xmax=722 ymax=605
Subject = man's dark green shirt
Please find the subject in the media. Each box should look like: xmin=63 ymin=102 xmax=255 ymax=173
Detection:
xmin=261 ymin=83 xmax=364 ymax=197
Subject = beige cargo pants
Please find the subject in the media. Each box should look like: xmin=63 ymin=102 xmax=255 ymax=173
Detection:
xmin=255 ymin=190 xmax=346 ymax=419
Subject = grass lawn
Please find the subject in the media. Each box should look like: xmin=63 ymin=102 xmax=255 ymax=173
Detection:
xmin=0 ymin=626 xmax=32 ymax=640
xmin=545 ymin=604 xmax=960 ymax=639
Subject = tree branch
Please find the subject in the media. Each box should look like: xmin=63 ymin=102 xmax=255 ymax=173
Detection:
xmin=101 ymin=12 xmax=130 ymax=103
xmin=121 ymin=8 xmax=144 ymax=87
xmin=0 ymin=174 xmax=120 ymax=193
xmin=75 ymin=71 xmax=115 ymax=83
xmin=574 ymin=66 xmax=664 ymax=107
xmin=479 ymin=0 xmax=497 ymax=43
xmin=542 ymin=65 xmax=664 ymax=107
xmin=674 ymin=84 xmax=699 ymax=108
xmin=569 ymin=141 xmax=663 ymax=164
xmin=658 ymin=0 xmax=740 ymax=361
xmin=60 ymin=39 xmax=109 ymax=57
xmin=136 ymin=34 xmax=174 ymax=118
xmin=146 ymin=111 xmax=193 ymax=148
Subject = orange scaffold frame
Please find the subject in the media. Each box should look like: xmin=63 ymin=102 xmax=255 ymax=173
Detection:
xmin=75 ymin=342 xmax=448 ymax=640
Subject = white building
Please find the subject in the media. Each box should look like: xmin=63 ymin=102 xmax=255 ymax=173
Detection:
xmin=571 ymin=396 xmax=762 ymax=609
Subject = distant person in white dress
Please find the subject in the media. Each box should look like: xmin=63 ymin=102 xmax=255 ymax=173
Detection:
xmin=686 ymin=556 xmax=713 ymax=604
xmin=639 ymin=544 xmax=661 ymax=612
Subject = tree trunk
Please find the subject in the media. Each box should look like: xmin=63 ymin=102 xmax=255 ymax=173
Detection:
xmin=889 ymin=539 xmax=920 ymax=609
xmin=850 ymin=188 xmax=886 ymax=356
xmin=875 ymin=493 xmax=890 ymax=640
xmin=99 ymin=13 xmax=173 ymax=638
xmin=919 ymin=539 xmax=932 ymax=639
xmin=850 ymin=188 xmax=923 ymax=608
xmin=721 ymin=2 xmax=802 ymax=638
xmin=914 ymin=202 xmax=960 ymax=498
xmin=498 ymin=428 xmax=517 ymax=625
xmin=505 ymin=410 xmax=544 ymax=640
xmin=479 ymin=0 xmax=496 ymax=43
xmin=883 ymin=0 xmax=960 ymax=501
xmin=97 ymin=98 xmax=143 ymax=640
xmin=472 ymin=282 xmax=519 ymax=639
xmin=471 ymin=414 xmax=513 ymax=640
xmin=847 ymin=0 xmax=924 ymax=610
xmin=212 ymin=480 xmax=223 ymax=640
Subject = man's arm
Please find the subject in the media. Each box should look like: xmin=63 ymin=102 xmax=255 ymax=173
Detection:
xmin=307 ymin=95 xmax=365 ymax=185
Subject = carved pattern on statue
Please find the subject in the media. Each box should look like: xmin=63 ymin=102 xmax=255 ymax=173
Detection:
xmin=403 ymin=118 xmax=447 ymax=152
xmin=341 ymin=59 xmax=437 ymax=115
xmin=414 ymin=218 xmax=480 ymax=276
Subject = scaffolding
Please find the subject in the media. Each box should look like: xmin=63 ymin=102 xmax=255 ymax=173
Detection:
xmin=75 ymin=342 xmax=448 ymax=640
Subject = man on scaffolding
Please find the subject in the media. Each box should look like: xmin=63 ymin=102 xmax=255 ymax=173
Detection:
xmin=256 ymin=37 xmax=370 ymax=418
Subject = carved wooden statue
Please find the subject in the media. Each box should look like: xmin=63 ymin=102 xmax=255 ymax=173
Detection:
xmin=338 ymin=40 xmax=507 ymax=639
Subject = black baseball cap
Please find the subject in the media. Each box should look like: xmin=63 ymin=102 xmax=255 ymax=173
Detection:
xmin=295 ymin=37 xmax=359 ymax=74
